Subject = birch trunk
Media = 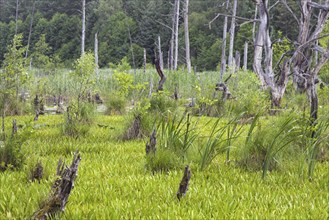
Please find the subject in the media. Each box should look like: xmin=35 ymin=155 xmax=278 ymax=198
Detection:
xmin=220 ymin=0 xmax=229 ymax=82
xmin=25 ymin=0 xmax=36 ymax=59
xmin=81 ymin=0 xmax=86 ymax=55
xmin=184 ymin=0 xmax=191 ymax=74
xmin=174 ymin=0 xmax=180 ymax=71
xmin=243 ymin=41 xmax=248 ymax=71
xmin=158 ymin=36 xmax=163 ymax=70
xmin=94 ymin=32 xmax=99 ymax=80
xmin=228 ymin=0 xmax=237 ymax=67
xmin=143 ymin=48 xmax=147 ymax=74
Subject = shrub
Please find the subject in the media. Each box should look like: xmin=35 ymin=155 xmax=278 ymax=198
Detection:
xmin=0 ymin=121 xmax=31 ymax=171
xmin=145 ymin=149 xmax=181 ymax=173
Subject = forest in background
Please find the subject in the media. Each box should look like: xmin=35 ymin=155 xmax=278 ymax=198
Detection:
xmin=0 ymin=0 xmax=305 ymax=71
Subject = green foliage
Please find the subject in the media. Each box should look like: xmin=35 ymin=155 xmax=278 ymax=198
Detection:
xmin=31 ymin=34 xmax=53 ymax=71
xmin=0 ymin=121 xmax=31 ymax=171
xmin=0 ymin=34 xmax=28 ymax=116
xmin=272 ymin=31 xmax=293 ymax=68
xmin=149 ymin=91 xmax=178 ymax=114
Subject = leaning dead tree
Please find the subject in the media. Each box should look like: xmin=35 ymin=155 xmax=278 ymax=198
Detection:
xmin=155 ymin=59 xmax=166 ymax=91
xmin=32 ymin=152 xmax=81 ymax=219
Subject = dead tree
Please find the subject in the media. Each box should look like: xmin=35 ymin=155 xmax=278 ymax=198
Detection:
xmin=155 ymin=59 xmax=166 ymax=91
xmin=228 ymin=0 xmax=238 ymax=67
xmin=176 ymin=165 xmax=191 ymax=200
xmin=81 ymin=0 xmax=86 ymax=55
xmin=184 ymin=0 xmax=192 ymax=74
xmin=253 ymin=0 xmax=290 ymax=108
xmin=12 ymin=119 xmax=17 ymax=136
xmin=146 ymin=129 xmax=156 ymax=154
xmin=290 ymin=0 xmax=329 ymax=125
xmin=220 ymin=0 xmax=230 ymax=82
xmin=32 ymin=152 xmax=81 ymax=219
xmin=123 ymin=114 xmax=142 ymax=140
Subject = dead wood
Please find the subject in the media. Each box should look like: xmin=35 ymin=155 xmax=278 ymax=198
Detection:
xmin=155 ymin=59 xmax=166 ymax=91
xmin=32 ymin=152 xmax=81 ymax=219
xmin=146 ymin=129 xmax=157 ymax=155
xmin=177 ymin=165 xmax=191 ymax=200
xmin=31 ymin=161 xmax=43 ymax=183
xmin=123 ymin=114 xmax=143 ymax=140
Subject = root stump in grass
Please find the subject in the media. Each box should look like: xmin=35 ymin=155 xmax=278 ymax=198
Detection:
xmin=146 ymin=129 xmax=156 ymax=154
xmin=32 ymin=152 xmax=81 ymax=219
xmin=177 ymin=165 xmax=191 ymax=200
xmin=31 ymin=161 xmax=43 ymax=183
xmin=123 ymin=114 xmax=142 ymax=140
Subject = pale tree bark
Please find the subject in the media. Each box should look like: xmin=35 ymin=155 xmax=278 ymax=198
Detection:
xmin=184 ymin=0 xmax=191 ymax=74
xmin=25 ymin=0 xmax=36 ymax=59
xmin=291 ymin=0 xmax=329 ymax=123
xmin=220 ymin=0 xmax=229 ymax=82
xmin=174 ymin=0 xmax=180 ymax=70
xmin=94 ymin=32 xmax=99 ymax=80
xmin=243 ymin=41 xmax=248 ymax=71
xmin=228 ymin=0 xmax=238 ymax=67
xmin=158 ymin=36 xmax=163 ymax=70
xmin=81 ymin=0 xmax=86 ymax=55
xmin=143 ymin=48 xmax=147 ymax=74
xmin=15 ymin=0 xmax=19 ymax=35
xmin=253 ymin=0 xmax=289 ymax=108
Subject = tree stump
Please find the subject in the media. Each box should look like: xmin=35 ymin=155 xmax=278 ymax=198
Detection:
xmin=146 ymin=129 xmax=156 ymax=154
xmin=31 ymin=161 xmax=43 ymax=183
xmin=176 ymin=165 xmax=191 ymax=200
xmin=32 ymin=152 xmax=81 ymax=219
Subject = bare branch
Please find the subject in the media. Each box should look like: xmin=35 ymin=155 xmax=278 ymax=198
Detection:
xmin=280 ymin=0 xmax=300 ymax=25
xmin=208 ymin=13 xmax=220 ymax=30
xmin=209 ymin=13 xmax=259 ymax=28
xmin=269 ymin=0 xmax=280 ymax=11
xmin=155 ymin=20 xmax=173 ymax=31
xmin=308 ymin=1 xmax=329 ymax=10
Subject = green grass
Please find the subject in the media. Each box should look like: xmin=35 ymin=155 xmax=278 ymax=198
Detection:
xmin=0 ymin=114 xmax=328 ymax=219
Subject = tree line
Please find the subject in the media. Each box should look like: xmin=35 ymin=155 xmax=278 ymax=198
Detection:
xmin=0 ymin=0 xmax=311 ymax=71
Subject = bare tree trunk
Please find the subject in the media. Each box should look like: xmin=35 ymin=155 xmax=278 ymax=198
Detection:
xmin=158 ymin=36 xmax=163 ymax=70
xmin=252 ymin=6 xmax=258 ymax=44
xmin=184 ymin=0 xmax=191 ymax=74
xmin=155 ymin=59 xmax=166 ymax=91
xmin=143 ymin=48 xmax=147 ymax=74
xmin=15 ymin=0 xmax=19 ymax=35
xmin=174 ymin=0 xmax=180 ymax=71
xmin=228 ymin=0 xmax=238 ymax=67
xmin=253 ymin=0 xmax=289 ymax=108
xmin=94 ymin=32 xmax=99 ymax=80
xmin=25 ymin=0 xmax=36 ymax=59
xmin=243 ymin=41 xmax=248 ymax=71
xmin=220 ymin=0 xmax=229 ymax=82
xmin=81 ymin=0 xmax=85 ymax=55
xmin=234 ymin=50 xmax=240 ymax=73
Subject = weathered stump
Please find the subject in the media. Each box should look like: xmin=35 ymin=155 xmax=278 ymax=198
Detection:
xmin=32 ymin=152 xmax=81 ymax=219
xmin=31 ymin=161 xmax=43 ymax=183
xmin=176 ymin=165 xmax=191 ymax=200
xmin=146 ymin=129 xmax=157 ymax=154
xmin=123 ymin=114 xmax=143 ymax=140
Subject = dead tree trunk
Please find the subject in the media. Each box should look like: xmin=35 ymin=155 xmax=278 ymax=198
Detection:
xmin=243 ymin=41 xmax=248 ymax=71
xmin=32 ymin=152 xmax=81 ymax=219
xmin=155 ymin=59 xmax=166 ymax=91
xmin=176 ymin=165 xmax=191 ymax=200
xmin=291 ymin=0 xmax=329 ymax=123
xmin=143 ymin=48 xmax=147 ymax=74
xmin=95 ymin=32 xmax=99 ymax=81
xmin=25 ymin=0 xmax=36 ymax=59
xmin=184 ymin=0 xmax=192 ymax=74
xmin=15 ymin=0 xmax=19 ymax=35
xmin=158 ymin=36 xmax=164 ymax=70
xmin=228 ymin=0 xmax=238 ymax=67
xmin=174 ymin=0 xmax=180 ymax=70
xmin=146 ymin=129 xmax=156 ymax=154
xmin=220 ymin=0 xmax=230 ymax=82
xmin=234 ymin=50 xmax=240 ymax=73
xmin=253 ymin=0 xmax=289 ymax=108
xmin=81 ymin=0 xmax=86 ymax=55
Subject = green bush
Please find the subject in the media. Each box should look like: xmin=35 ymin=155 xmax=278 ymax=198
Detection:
xmin=105 ymin=92 xmax=127 ymax=115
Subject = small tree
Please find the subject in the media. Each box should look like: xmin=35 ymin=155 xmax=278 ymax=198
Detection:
xmin=0 ymin=34 xmax=27 ymax=139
